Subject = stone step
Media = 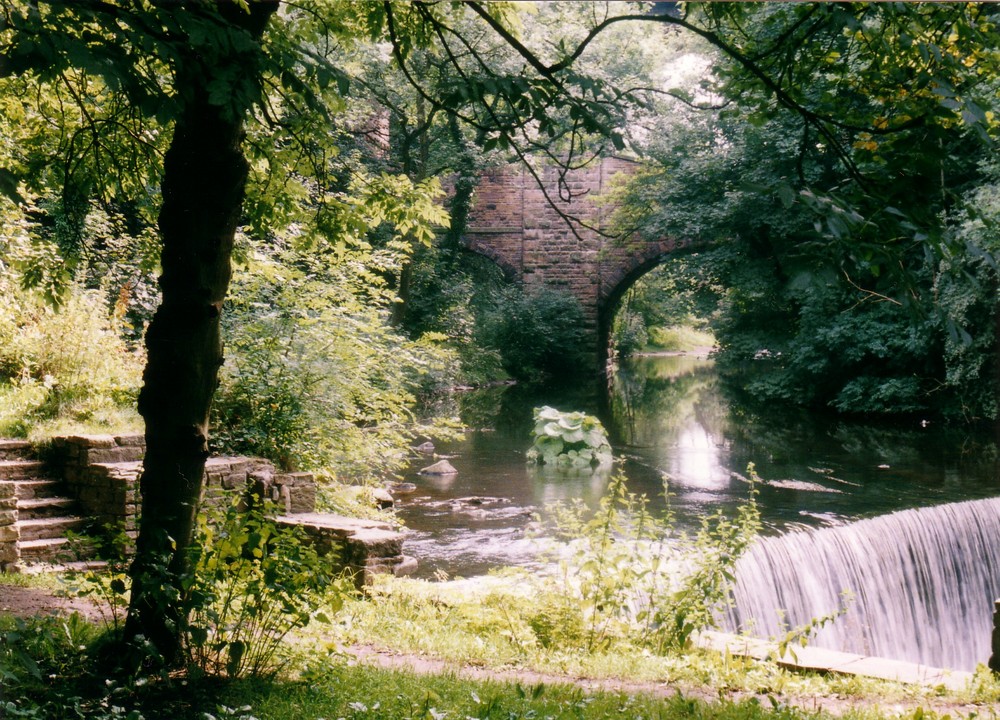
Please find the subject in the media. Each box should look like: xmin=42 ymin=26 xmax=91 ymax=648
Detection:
xmin=0 ymin=439 xmax=34 ymax=462
xmin=11 ymin=480 xmax=63 ymax=500
xmin=17 ymin=558 xmax=110 ymax=574
xmin=18 ymin=516 xmax=87 ymax=542
xmin=18 ymin=537 xmax=77 ymax=563
xmin=17 ymin=497 xmax=78 ymax=520
xmin=0 ymin=460 xmax=46 ymax=481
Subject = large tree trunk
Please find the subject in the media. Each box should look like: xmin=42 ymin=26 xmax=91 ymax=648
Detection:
xmin=123 ymin=2 xmax=277 ymax=666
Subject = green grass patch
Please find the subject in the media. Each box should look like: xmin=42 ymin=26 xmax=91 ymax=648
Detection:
xmin=646 ymin=325 xmax=716 ymax=353
xmin=320 ymin=574 xmax=1000 ymax=709
xmin=0 ymin=570 xmax=65 ymax=591
xmin=223 ymin=662 xmax=831 ymax=720
xmin=2 ymin=577 xmax=999 ymax=719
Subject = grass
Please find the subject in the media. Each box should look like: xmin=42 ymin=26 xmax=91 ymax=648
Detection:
xmin=316 ymin=574 xmax=1000 ymax=711
xmin=645 ymin=325 xmax=716 ymax=353
xmin=221 ymin=662 xmax=852 ymax=720
xmin=0 ymin=570 xmax=65 ymax=591
xmin=0 ymin=548 xmax=1000 ymax=720
xmin=2 ymin=568 xmax=1000 ymax=720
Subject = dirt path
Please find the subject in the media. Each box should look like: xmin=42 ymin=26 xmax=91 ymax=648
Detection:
xmin=0 ymin=583 xmax=102 ymax=621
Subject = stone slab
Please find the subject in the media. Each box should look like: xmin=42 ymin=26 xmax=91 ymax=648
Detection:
xmin=695 ymin=631 xmax=973 ymax=691
xmin=63 ymin=434 xmax=117 ymax=448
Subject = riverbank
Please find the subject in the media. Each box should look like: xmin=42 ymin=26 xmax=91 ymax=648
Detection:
xmin=2 ymin=574 xmax=997 ymax=719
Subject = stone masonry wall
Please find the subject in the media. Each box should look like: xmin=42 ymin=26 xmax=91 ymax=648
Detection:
xmin=49 ymin=435 xmax=317 ymax=545
xmin=40 ymin=435 xmax=410 ymax=583
xmin=0 ymin=478 xmax=15 ymax=567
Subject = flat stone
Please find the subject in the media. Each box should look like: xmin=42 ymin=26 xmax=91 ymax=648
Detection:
xmin=280 ymin=512 xmax=396 ymax=534
xmin=833 ymin=656 xmax=971 ymax=691
xmin=64 ymin=434 xmax=116 ymax=448
xmin=113 ymin=434 xmax=145 ymax=447
xmin=393 ymin=555 xmax=418 ymax=577
xmin=695 ymin=631 xmax=973 ymax=690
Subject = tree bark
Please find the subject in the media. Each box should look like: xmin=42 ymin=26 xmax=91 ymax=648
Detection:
xmin=123 ymin=1 xmax=277 ymax=666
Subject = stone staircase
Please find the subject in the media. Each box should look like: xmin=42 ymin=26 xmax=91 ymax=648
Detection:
xmin=0 ymin=439 xmax=100 ymax=571
xmin=0 ymin=435 xmax=415 ymax=582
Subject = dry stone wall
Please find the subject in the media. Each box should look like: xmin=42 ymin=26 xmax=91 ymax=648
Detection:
xmin=0 ymin=440 xmax=35 ymax=568
xmin=0 ymin=475 xmax=16 ymax=567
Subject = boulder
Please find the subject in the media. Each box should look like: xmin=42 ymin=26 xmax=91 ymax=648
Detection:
xmin=419 ymin=460 xmax=457 ymax=475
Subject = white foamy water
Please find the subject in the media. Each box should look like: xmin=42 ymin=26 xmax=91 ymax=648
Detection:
xmin=724 ymin=497 xmax=1000 ymax=671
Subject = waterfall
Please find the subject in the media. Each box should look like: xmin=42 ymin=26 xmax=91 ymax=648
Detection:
xmin=724 ymin=497 xmax=1000 ymax=671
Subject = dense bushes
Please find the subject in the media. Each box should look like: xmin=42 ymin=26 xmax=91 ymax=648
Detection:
xmin=0 ymin=275 xmax=143 ymax=438
xmin=479 ymin=286 xmax=590 ymax=384
xmin=211 ymin=250 xmax=458 ymax=478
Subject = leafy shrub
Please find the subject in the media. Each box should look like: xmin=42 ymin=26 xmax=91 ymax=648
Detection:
xmin=0 ymin=278 xmax=143 ymax=438
xmin=647 ymin=325 xmax=716 ymax=353
xmin=526 ymin=406 xmax=612 ymax=470
xmin=611 ymin=308 xmax=648 ymax=358
xmin=536 ymin=466 xmax=760 ymax=653
xmin=479 ymin=286 xmax=589 ymax=384
xmin=212 ymin=251 xmax=459 ymax=478
xmin=0 ymin=613 xmax=107 ymax=717
xmin=181 ymin=497 xmax=349 ymax=678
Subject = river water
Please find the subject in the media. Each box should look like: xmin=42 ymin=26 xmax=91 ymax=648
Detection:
xmin=396 ymin=354 xmax=1000 ymax=669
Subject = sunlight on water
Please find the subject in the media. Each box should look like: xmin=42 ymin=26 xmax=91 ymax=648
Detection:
xmin=672 ymin=425 xmax=728 ymax=489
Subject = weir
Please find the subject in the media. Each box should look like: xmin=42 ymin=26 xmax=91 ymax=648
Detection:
xmin=724 ymin=497 xmax=1000 ymax=672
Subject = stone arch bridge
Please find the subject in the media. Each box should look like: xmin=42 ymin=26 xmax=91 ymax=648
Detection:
xmin=462 ymin=156 xmax=695 ymax=367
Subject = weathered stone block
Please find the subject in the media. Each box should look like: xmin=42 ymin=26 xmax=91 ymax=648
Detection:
xmin=114 ymin=434 xmax=145 ymax=447
xmin=67 ymin=434 xmax=117 ymax=449
xmin=222 ymin=471 xmax=247 ymax=490
xmin=0 ymin=525 xmax=19 ymax=542
xmin=0 ymin=543 xmax=18 ymax=564
xmin=84 ymin=448 xmax=126 ymax=464
xmin=285 ymin=484 xmax=317 ymax=514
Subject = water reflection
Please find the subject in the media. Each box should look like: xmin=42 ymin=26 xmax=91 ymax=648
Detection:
xmin=397 ymin=354 xmax=1000 ymax=578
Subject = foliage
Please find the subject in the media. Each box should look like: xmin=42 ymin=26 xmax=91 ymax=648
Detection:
xmin=180 ymin=497 xmax=349 ymax=679
xmin=0 ymin=275 xmax=143 ymax=438
xmin=610 ymin=303 xmax=648 ymax=358
xmin=613 ymin=14 xmax=1000 ymax=419
xmin=60 ymin=529 xmax=133 ymax=633
xmin=526 ymin=406 xmax=612 ymax=470
xmin=648 ymin=325 xmax=717 ymax=353
xmin=479 ymin=286 xmax=589 ymax=384
xmin=609 ymin=252 xmax=722 ymax=358
xmin=212 ymin=246 xmax=460 ymax=478
xmin=400 ymin=246 xmax=510 ymax=387
xmin=537 ymin=465 xmax=760 ymax=653
xmin=0 ymin=613 xmax=138 ymax=719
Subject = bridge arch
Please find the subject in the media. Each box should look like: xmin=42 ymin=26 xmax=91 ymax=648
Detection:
xmin=461 ymin=157 xmax=695 ymax=369
xmin=596 ymin=238 xmax=695 ymax=364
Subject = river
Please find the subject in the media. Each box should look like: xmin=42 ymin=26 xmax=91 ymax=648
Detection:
xmin=395 ymin=354 xmax=1000 ymax=669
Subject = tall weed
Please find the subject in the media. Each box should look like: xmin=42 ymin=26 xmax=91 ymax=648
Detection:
xmin=181 ymin=497 xmax=351 ymax=678
xmin=535 ymin=464 xmax=760 ymax=653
